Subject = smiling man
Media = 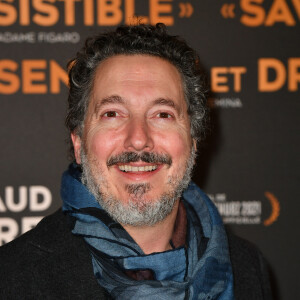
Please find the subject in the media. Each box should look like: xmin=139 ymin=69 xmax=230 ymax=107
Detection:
xmin=0 ymin=24 xmax=272 ymax=299
xmin=72 ymin=54 xmax=195 ymax=254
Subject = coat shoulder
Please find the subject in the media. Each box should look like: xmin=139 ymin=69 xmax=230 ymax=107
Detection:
xmin=227 ymin=232 xmax=273 ymax=300
xmin=0 ymin=209 xmax=109 ymax=299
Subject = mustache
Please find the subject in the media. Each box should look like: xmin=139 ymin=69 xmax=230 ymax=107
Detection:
xmin=107 ymin=152 xmax=172 ymax=167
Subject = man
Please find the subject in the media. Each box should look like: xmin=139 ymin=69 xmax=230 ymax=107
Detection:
xmin=0 ymin=24 xmax=272 ymax=299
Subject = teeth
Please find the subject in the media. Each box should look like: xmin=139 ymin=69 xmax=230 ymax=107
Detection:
xmin=118 ymin=165 xmax=157 ymax=172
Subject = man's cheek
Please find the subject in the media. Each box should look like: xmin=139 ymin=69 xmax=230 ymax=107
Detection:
xmin=163 ymin=135 xmax=189 ymax=157
xmin=95 ymin=131 xmax=124 ymax=153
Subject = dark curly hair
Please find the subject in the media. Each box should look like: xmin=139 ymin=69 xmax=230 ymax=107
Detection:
xmin=66 ymin=23 xmax=207 ymax=159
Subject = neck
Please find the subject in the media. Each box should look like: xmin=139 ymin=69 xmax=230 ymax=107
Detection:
xmin=122 ymin=200 xmax=180 ymax=255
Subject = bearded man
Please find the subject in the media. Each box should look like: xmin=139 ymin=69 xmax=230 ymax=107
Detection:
xmin=0 ymin=24 xmax=272 ymax=299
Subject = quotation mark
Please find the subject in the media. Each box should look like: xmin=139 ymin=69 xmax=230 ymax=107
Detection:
xmin=179 ymin=3 xmax=194 ymax=18
xmin=221 ymin=3 xmax=235 ymax=18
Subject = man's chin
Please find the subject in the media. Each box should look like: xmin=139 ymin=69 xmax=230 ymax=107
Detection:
xmin=86 ymin=176 xmax=183 ymax=226
xmin=94 ymin=187 xmax=178 ymax=227
xmin=124 ymin=182 xmax=151 ymax=198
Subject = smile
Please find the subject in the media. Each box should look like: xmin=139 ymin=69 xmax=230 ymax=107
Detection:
xmin=118 ymin=165 xmax=158 ymax=172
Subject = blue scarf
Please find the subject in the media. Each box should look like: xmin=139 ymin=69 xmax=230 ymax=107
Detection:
xmin=62 ymin=164 xmax=234 ymax=299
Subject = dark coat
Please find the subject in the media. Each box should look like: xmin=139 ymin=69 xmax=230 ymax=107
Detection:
xmin=0 ymin=209 xmax=272 ymax=299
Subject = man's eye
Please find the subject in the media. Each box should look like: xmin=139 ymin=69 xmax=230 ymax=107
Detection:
xmin=157 ymin=112 xmax=172 ymax=118
xmin=103 ymin=111 xmax=119 ymax=118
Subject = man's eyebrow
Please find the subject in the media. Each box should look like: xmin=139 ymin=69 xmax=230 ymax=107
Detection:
xmin=94 ymin=95 xmax=124 ymax=114
xmin=152 ymin=98 xmax=182 ymax=115
xmin=94 ymin=96 xmax=183 ymax=115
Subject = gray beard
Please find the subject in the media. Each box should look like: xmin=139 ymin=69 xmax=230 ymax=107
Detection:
xmin=80 ymin=147 xmax=196 ymax=226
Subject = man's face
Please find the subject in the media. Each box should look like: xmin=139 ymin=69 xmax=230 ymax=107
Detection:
xmin=72 ymin=55 xmax=195 ymax=225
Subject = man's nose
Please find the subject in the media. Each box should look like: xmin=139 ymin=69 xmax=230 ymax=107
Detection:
xmin=124 ymin=118 xmax=154 ymax=152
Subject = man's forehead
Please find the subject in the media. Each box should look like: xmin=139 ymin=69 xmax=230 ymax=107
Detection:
xmin=93 ymin=54 xmax=182 ymax=83
xmin=90 ymin=55 xmax=187 ymax=112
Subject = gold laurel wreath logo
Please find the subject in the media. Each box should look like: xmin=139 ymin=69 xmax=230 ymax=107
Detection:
xmin=263 ymin=191 xmax=280 ymax=226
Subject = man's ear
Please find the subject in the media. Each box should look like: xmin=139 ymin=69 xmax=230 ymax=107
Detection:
xmin=71 ymin=132 xmax=82 ymax=164
xmin=192 ymin=138 xmax=198 ymax=163
xmin=192 ymin=139 xmax=197 ymax=153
